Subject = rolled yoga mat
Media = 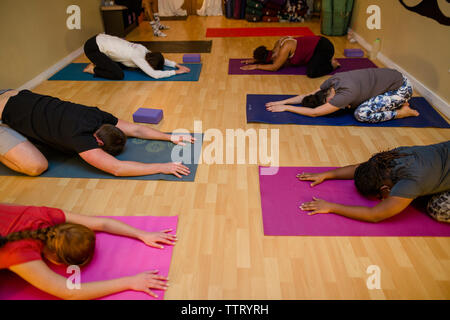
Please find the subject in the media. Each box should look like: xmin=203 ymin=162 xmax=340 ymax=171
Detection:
xmin=0 ymin=134 xmax=203 ymax=181
xmin=259 ymin=166 xmax=450 ymax=236
xmin=246 ymin=95 xmax=450 ymax=128
xmin=0 ymin=215 xmax=178 ymax=300
xmin=206 ymin=26 xmax=314 ymax=37
xmin=229 ymin=58 xmax=377 ymax=75
xmin=134 ymin=40 xmax=212 ymax=53
xmin=49 ymin=63 xmax=202 ymax=81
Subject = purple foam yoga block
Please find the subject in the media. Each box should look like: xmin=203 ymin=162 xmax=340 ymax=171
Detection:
xmin=344 ymin=49 xmax=364 ymax=57
xmin=133 ymin=108 xmax=163 ymax=124
xmin=183 ymin=54 xmax=201 ymax=63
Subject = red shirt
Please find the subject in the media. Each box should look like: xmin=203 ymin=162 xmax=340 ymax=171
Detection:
xmin=290 ymin=36 xmax=321 ymax=66
xmin=0 ymin=204 xmax=65 ymax=269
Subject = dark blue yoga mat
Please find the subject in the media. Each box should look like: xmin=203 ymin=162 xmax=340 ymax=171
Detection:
xmin=0 ymin=134 xmax=203 ymax=181
xmin=246 ymin=95 xmax=450 ymax=128
xmin=49 ymin=63 xmax=202 ymax=81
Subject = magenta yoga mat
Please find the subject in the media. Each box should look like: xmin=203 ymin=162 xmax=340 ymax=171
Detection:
xmin=259 ymin=166 xmax=450 ymax=236
xmin=0 ymin=216 xmax=178 ymax=300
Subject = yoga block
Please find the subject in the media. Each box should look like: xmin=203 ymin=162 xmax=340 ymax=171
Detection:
xmin=183 ymin=54 xmax=201 ymax=63
xmin=344 ymin=49 xmax=364 ymax=57
xmin=133 ymin=108 xmax=163 ymax=124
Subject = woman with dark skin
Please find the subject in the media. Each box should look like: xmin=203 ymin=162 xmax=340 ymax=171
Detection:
xmin=297 ymin=141 xmax=450 ymax=223
xmin=241 ymin=35 xmax=340 ymax=78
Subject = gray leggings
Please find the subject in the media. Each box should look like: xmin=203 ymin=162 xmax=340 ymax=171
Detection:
xmin=427 ymin=191 xmax=450 ymax=223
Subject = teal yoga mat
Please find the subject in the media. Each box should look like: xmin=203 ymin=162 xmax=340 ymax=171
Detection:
xmin=0 ymin=134 xmax=203 ymax=181
xmin=48 ymin=63 xmax=202 ymax=81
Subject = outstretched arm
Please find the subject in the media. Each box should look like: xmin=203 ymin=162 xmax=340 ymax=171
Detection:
xmin=10 ymin=261 xmax=168 ymax=299
xmin=116 ymin=120 xmax=195 ymax=146
xmin=266 ymin=102 xmax=340 ymax=117
xmin=265 ymin=88 xmax=320 ymax=107
xmin=240 ymin=44 xmax=291 ymax=71
xmin=300 ymin=196 xmax=413 ymax=223
xmin=79 ymin=148 xmax=190 ymax=178
xmin=65 ymin=212 xmax=177 ymax=249
xmin=297 ymin=165 xmax=359 ymax=186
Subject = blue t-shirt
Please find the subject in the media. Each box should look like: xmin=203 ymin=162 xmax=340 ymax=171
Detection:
xmin=390 ymin=141 xmax=450 ymax=199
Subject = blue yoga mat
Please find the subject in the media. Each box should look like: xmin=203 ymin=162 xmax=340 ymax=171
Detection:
xmin=246 ymin=95 xmax=450 ymax=128
xmin=49 ymin=63 xmax=202 ymax=81
xmin=0 ymin=134 xmax=203 ymax=181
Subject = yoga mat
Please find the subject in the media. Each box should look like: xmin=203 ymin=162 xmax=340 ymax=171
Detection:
xmin=159 ymin=15 xmax=188 ymax=21
xmin=259 ymin=166 xmax=450 ymax=236
xmin=206 ymin=27 xmax=314 ymax=38
xmin=135 ymin=41 xmax=212 ymax=53
xmin=0 ymin=215 xmax=178 ymax=300
xmin=228 ymin=58 xmax=377 ymax=75
xmin=0 ymin=134 xmax=203 ymax=181
xmin=246 ymin=95 xmax=450 ymax=128
xmin=48 ymin=63 xmax=202 ymax=81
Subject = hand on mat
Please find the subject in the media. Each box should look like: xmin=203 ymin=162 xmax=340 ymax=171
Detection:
xmin=300 ymin=197 xmax=333 ymax=215
xmin=170 ymin=134 xmax=195 ymax=146
xmin=160 ymin=162 xmax=190 ymax=178
xmin=140 ymin=229 xmax=177 ymax=249
xmin=297 ymin=172 xmax=326 ymax=187
xmin=266 ymin=104 xmax=288 ymax=112
xmin=129 ymin=270 xmax=169 ymax=298
xmin=240 ymin=64 xmax=258 ymax=70
xmin=176 ymin=65 xmax=190 ymax=74
xmin=265 ymin=100 xmax=285 ymax=107
xmin=241 ymin=59 xmax=255 ymax=65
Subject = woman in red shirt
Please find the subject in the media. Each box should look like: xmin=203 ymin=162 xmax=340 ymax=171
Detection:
xmin=0 ymin=203 xmax=177 ymax=299
xmin=240 ymin=36 xmax=340 ymax=78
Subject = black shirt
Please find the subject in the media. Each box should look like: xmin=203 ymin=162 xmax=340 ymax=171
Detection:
xmin=1 ymin=90 xmax=118 ymax=154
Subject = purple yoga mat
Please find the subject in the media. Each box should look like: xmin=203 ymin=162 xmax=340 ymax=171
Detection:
xmin=259 ymin=166 xmax=450 ymax=236
xmin=228 ymin=58 xmax=377 ymax=75
xmin=0 ymin=216 xmax=178 ymax=300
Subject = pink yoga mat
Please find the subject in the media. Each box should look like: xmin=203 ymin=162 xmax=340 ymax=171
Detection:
xmin=206 ymin=27 xmax=315 ymax=38
xmin=0 ymin=216 xmax=178 ymax=300
xmin=259 ymin=166 xmax=450 ymax=236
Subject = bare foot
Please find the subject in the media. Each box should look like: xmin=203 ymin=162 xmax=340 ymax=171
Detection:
xmin=395 ymin=102 xmax=420 ymax=119
xmin=331 ymin=58 xmax=341 ymax=69
xmin=83 ymin=63 xmax=95 ymax=74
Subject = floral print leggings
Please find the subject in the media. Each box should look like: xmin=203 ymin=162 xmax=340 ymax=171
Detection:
xmin=354 ymin=76 xmax=412 ymax=123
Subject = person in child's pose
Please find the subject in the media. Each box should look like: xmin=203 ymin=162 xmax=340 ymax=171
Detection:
xmin=0 ymin=89 xmax=194 ymax=178
xmin=83 ymin=34 xmax=190 ymax=80
xmin=142 ymin=0 xmax=170 ymax=37
xmin=241 ymin=35 xmax=340 ymax=78
xmin=265 ymin=68 xmax=420 ymax=123
xmin=297 ymin=141 xmax=449 ymax=223
xmin=0 ymin=203 xmax=177 ymax=299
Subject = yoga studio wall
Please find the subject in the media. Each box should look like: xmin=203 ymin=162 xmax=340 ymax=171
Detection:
xmin=350 ymin=0 xmax=450 ymax=105
xmin=0 ymin=0 xmax=104 ymax=89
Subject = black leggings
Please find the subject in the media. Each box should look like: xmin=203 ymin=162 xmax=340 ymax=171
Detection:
xmin=306 ymin=37 xmax=335 ymax=78
xmin=83 ymin=35 xmax=125 ymax=80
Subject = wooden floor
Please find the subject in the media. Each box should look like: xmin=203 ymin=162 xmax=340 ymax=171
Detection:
xmin=2 ymin=16 xmax=450 ymax=299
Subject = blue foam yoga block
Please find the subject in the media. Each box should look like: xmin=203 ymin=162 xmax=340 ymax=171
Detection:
xmin=183 ymin=54 xmax=201 ymax=63
xmin=133 ymin=108 xmax=163 ymax=124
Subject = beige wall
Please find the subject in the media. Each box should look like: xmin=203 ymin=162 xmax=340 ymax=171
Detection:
xmin=0 ymin=0 xmax=104 ymax=89
xmin=350 ymin=0 xmax=450 ymax=104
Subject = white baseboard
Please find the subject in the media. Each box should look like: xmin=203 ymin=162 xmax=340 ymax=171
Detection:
xmin=349 ymin=28 xmax=450 ymax=120
xmin=17 ymin=46 xmax=84 ymax=91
